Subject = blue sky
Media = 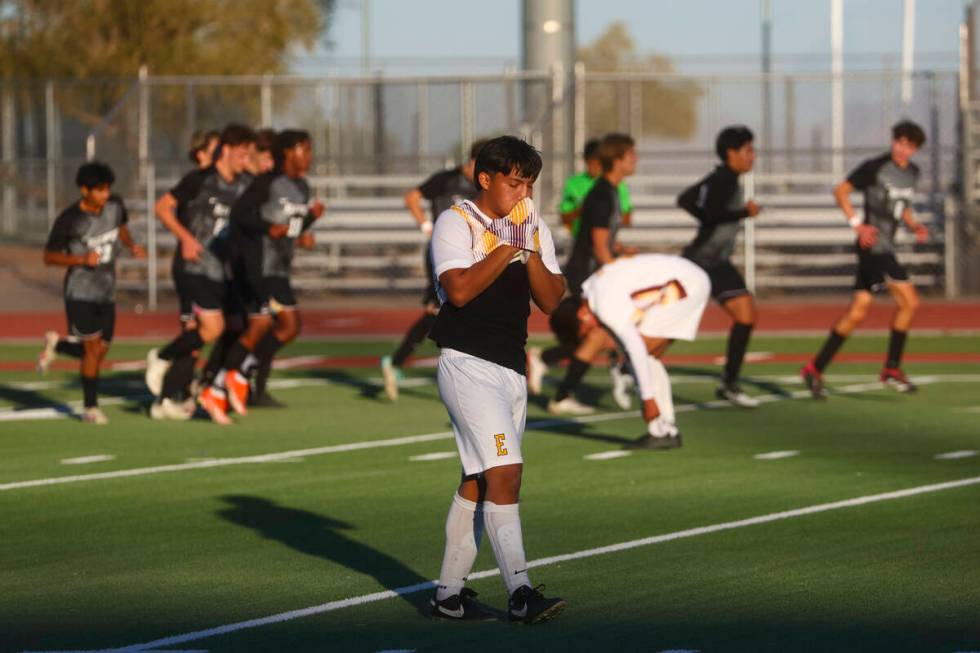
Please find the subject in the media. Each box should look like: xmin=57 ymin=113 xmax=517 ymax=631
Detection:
xmin=296 ymin=0 xmax=965 ymax=73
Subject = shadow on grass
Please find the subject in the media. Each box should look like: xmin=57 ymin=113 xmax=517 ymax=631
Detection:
xmin=217 ymin=495 xmax=432 ymax=616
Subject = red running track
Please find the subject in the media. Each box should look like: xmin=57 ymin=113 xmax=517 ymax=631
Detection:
xmin=2 ymin=301 xmax=980 ymax=340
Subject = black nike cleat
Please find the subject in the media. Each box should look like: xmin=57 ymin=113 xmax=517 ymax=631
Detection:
xmin=880 ymin=367 xmax=917 ymax=393
xmin=508 ymin=584 xmax=565 ymax=624
xmin=801 ymin=363 xmax=827 ymax=400
xmin=430 ymin=588 xmax=497 ymax=621
xmin=248 ymin=391 xmax=286 ymax=408
xmin=627 ymin=433 xmax=683 ymax=450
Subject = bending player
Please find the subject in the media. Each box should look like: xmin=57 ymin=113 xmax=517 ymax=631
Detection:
xmin=428 ymin=136 xmax=565 ymax=623
xmin=578 ymin=254 xmax=710 ymax=448
xmin=677 ymin=125 xmax=761 ymax=408
xmin=802 ymin=121 xmax=928 ymax=397
xmin=39 ymin=162 xmax=145 ymax=424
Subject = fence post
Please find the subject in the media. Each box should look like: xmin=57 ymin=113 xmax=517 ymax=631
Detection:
xmin=145 ymin=162 xmax=157 ymax=311
xmin=460 ymin=79 xmax=474 ymax=161
xmin=573 ymin=62 xmax=586 ymax=163
xmin=551 ymin=61 xmax=565 ymax=212
xmin=743 ymin=171 xmax=756 ymax=294
xmin=2 ymin=83 xmax=16 ymax=235
xmin=416 ymin=81 xmax=428 ymax=173
xmin=138 ymin=65 xmax=149 ymax=186
xmin=45 ymin=80 xmax=57 ymax=228
xmin=261 ymin=74 xmax=273 ymax=126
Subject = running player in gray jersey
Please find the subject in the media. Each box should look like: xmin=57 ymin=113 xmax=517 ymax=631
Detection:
xmin=802 ymin=121 xmax=929 ymax=397
xmin=39 ymin=162 xmax=145 ymax=424
xmin=677 ymin=125 xmax=762 ymax=408
xmin=199 ymin=129 xmax=324 ymax=424
xmin=145 ymin=124 xmax=256 ymax=420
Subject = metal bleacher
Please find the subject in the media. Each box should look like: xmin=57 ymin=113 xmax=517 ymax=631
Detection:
xmin=117 ymin=170 xmax=946 ymax=302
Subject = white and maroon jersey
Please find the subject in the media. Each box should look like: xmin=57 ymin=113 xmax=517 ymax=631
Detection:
xmin=582 ymin=254 xmax=710 ymax=400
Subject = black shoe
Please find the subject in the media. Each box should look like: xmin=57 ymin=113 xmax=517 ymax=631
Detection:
xmin=627 ymin=433 xmax=682 ymax=450
xmin=801 ymin=363 xmax=827 ymax=400
xmin=430 ymin=588 xmax=497 ymax=621
xmin=248 ymin=391 xmax=286 ymax=408
xmin=715 ymin=383 xmax=761 ymax=408
xmin=508 ymin=584 xmax=565 ymax=624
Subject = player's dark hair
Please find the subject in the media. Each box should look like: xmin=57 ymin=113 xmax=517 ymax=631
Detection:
xmin=598 ymin=133 xmax=635 ymax=172
xmin=474 ymin=135 xmax=542 ymax=185
xmin=274 ymin=129 xmax=312 ymax=167
xmin=469 ymin=138 xmax=489 ymax=161
xmin=75 ymin=161 xmax=115 ymax=189
xmin=583 ymin=138 xmax=601 ymax=160
xmin=255 ymin=128 xmax=277 ymax=153
xmin=188 ymin=129 xmax=220 ymax=164
xmin=220 ymin=123 xmax=257 ymax=147
xmin=715 ymin=125 xmax=754 ymax=161
xmin=892 ymin=120 xmax=926 ymax=147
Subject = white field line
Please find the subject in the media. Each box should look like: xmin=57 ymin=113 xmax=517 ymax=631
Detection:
xmin=935 ymin=450 xmax=978 ymax=460
xmin=754 ymin=450 xmax=800 ymax=460
xmin=0 ymin=377 xmax=958 ymax=493
xmin=33 ymin=474 xmax=980 ymax=653
xmin=408 ymin=452 xmax=456 ymax=462
xmin=584 ymin=450 xmax=634 ymax=461
xmin=61 ymin=455 xmax=115 ymax=465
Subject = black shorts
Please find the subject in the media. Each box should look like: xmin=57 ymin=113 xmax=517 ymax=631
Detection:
xmin=66 ymin=300 xmax=116 ymax=341
xmin=422 ymin=247 xmax=438 ymax=306
xmin=183 ymin=273 xmax=227 ymax=313
xmin=172 ymin=259 xmax=193 ymax=324
xmin=242 ymin=274 xmax=298 ymax=315
xmin=703 ymin=261 xmax=751 ymax=304
xmin=855 ymin=248 xmax=909 ymax=292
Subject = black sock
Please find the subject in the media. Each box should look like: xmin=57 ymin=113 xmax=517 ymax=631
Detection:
xmin=723 ymin=323 xmax=753 ymax=385
xmin=82 ymin=375 xmax=98 ymax=408
xmin=202 ymin=330 xmax=238 ymax=386
xmin=886 ymin=329 xmax=908 ymax=369
xmin=161 ymin=354 xmax=197 ymax=401
xmin=56 ymin=340 xmax=84 ymax=358
xmin=392 ymin=313 xmax=437 ymax=367
xmin=555 ymin=357 xmax=590 ymax=402
xmin=814 ymin=329 xmax=847 ymax=373
xmin=159 ymin=329 xmax=204 ymax=361
xmin=542 ymin=344 xmax=574 ymax=366
xmin=221 ymin=340 xmax=251 ymax=374
xmin=254 ymin=355 xmax=273 ymax=396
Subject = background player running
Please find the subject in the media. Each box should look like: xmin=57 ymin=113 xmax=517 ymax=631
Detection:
xmin=380 ymin=139 xmax=486 ymax=401
xmin=200 ymin=129 xmax=324 ymax=423
xmin=145 ymin=124 xmax=257 ymax=420
xmin=578 ymin=254 xmax=710 ymax=449
xmin=428 ymin=136 xmax=565 ymax=624
xmin=38 ymin=162 xmax=145 ymax=424
xmin=677 ymin=125 xmax=762 ymax=408
xmin=545 ymin=132 xmax=637 ymax=416
xmin=802 ymin=120 xmax=929 ymax=398
xmin=558 ymin=137 xmax=633 ymax=238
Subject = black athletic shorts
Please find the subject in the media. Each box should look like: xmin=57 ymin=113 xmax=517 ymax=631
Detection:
xmin=183 ymin=273 xmax=227 ymax=313
xmin=855 ymin=247 xmax=909 ymax=292
xmin=702 ymin=260 xmax=751 ymax=303
xmin=241 ymin=274 xmax=298 ymax=315
xmin=172 ymin=259 xmax=193 ymax=324
xmin=422 ymin=246 xmax=438 ymax=306
xmin=66 ymin=300 xmax=116 ymax=341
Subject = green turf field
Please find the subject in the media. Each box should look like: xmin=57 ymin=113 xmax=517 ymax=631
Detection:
xmin=1 ymin=335 xmax=979 ymax=653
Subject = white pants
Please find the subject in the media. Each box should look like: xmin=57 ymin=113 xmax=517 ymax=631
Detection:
xmin=437 ymin=348 xmax=526 ymax=476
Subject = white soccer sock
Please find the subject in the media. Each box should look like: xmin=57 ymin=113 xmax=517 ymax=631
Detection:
xmin=647 ymin=355 xmax=675 ymax=424
xmin=241 ymin=354 xmax=258 ymax=376
xmin=483 ymin=501 xmax=531 ymax=595
xmin=435 ymin=493 xmax=483 ymax=601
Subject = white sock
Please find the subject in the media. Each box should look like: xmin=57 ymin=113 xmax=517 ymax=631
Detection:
xmin=241 ymin=354 xmax=258 ymax=375
xmin=435 ymin=494 xmax=483 ymax=601
xmin=213 ymin=369 xmax=227 ymax=390
xmin=647 ymin=355 xmax=675 ymax=424
xmin=483 ymin=501 xmax=531 ymax=595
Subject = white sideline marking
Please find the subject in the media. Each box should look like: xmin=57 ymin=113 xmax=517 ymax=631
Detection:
xmin=584 ymin=450 xmax=633 ymax=461
xmin=31 ymin=475 xmax=980 ymax=653
xmin=409 ymin=452 xmax=456 ymax=462
xmin=754 ymin=450 xmax=800 ymax=460
xmin=0 ymin=378 xmax=949 ymax=492
xmin=712 ymin=351 xmax=774 ymax=365
xmin=935 ymin=450 xmax=978 ymax=460
xmin=61 ymin=455 xmax=115 ymax=465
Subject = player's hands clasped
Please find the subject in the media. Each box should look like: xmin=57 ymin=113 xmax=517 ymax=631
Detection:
xmin=488 ymin=197 xmax=539 ymax=253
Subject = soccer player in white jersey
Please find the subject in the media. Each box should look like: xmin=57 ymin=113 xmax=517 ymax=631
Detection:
xmin=579 ymin=254 xmax=710 ymax=448
xmin=427 ymin=136 xmax=566 ymax=624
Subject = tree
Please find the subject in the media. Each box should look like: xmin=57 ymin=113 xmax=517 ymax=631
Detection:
xmin=578 ymin=22 xmax=700 ymax=140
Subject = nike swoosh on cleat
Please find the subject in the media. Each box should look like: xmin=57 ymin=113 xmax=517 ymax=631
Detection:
xmin=438 ymin=605 xmax=465 ymax=618
xmin=510 ymin=605 xmax=527 ymax=618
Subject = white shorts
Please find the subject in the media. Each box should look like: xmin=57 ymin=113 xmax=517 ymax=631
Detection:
xmin=636 ymin=271 xmax=710 ymax=342
xmin=436 ymin=348 xmax=526 ymax=476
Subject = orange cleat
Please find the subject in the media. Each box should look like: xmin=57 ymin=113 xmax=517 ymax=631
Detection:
xmin=225 ymin=370 xmax=250 ymax=416
xmin=199 ymin=386 xmax=232 ymax=425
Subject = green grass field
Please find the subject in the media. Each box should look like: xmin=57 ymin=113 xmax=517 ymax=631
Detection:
xmin=1 ymin=335 xmax=979 ymax=653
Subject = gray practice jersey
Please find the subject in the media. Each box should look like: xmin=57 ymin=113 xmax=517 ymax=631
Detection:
xmin=231 ymin=172 xmax=315 ymax=279
xmin=45 ymin=197 xmax=129 ymax=303
xmin=170 ymin=167 xmax=252 ymax=281
xmin=847 ymin=153 xmax=920 ymax=254
xmin=677 ymin=165 xmax=750 ymax=269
